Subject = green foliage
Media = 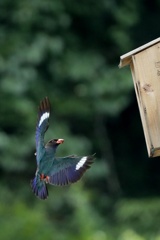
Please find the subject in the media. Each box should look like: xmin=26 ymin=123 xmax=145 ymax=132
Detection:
xmin=0 ymin=201 xmax=55 ymax=240
xmin=114 ymin=198 xmax=160 ymax=240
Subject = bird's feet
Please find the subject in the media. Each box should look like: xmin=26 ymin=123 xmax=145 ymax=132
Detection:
xmin=40 ymin=173 xmax=50 ymax=183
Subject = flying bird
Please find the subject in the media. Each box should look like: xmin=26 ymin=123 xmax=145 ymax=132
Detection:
xmin=31 ymin=97 xmax=95 ymax=199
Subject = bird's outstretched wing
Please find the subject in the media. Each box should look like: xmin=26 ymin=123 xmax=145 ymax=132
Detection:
xmin=35 ymin=97 xmax=50 ymax=162
xmin=48 ymin=154 xmax=95 ymax=186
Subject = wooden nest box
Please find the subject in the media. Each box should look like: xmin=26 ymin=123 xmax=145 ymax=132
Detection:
xmin=119 ymin=37 xmax=160 ymax=157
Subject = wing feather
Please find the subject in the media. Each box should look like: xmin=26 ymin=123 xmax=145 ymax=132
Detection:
xmin=48 ymin=154 xmax=95 ymax=186
xmin=35 ymin=97 xmax=50 ymax=163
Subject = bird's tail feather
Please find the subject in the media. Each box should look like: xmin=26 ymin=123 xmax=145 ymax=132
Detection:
xmin=31 ymin=176 xmax=48 ymax=200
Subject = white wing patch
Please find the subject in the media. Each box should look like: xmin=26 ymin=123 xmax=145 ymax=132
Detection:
xmin=39 ymin=112 xmax=50 ymax=127
xmin=76 ymin=156 xmax=87 ymax=170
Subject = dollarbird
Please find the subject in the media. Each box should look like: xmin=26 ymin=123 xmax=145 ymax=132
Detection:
xmin=31 ymin=97 xmax=95 ymax=199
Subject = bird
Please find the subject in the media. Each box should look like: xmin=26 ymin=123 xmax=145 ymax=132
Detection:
xmin=31 ymin=97 xmax=95 ymax=200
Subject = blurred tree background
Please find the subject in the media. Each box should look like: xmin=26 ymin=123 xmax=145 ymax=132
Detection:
xmin=0 ymin=0 xmax=160 ymax=239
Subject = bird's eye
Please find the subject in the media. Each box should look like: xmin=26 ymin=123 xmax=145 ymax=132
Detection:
xmin=49 ymin=140 xmax=55 ymax=143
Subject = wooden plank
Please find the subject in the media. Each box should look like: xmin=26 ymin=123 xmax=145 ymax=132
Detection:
xmin=119 ymin=37 xmax=160 ymax=68
xmin=130 ymin=59 xmax=152 ymax=156
xmin=132 ymin=42 xmax=160 ymax=157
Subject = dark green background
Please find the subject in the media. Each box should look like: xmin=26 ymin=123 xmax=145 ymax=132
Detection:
xmin=0 ymin=0 xmax=160 ymax=239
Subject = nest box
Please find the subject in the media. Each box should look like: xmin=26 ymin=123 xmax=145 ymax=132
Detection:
xmin=119 ymin=37 xmax=160 ymax=157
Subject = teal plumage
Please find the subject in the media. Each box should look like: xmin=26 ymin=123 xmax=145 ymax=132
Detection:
xmin=31 ymin=97 xmax=95 ymax=200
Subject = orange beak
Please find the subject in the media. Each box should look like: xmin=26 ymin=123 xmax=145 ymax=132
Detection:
xmin=56 ymin=139 xmax=64 ymax=144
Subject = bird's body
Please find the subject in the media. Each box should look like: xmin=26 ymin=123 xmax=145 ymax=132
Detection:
xmin=31 ymin=97 xmax=95 ymax=199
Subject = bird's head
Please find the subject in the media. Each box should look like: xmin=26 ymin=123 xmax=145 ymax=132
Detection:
xmin=45 ymin=138 xmax=64 ymax=149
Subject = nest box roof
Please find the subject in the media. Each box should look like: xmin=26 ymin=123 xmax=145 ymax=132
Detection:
xmin=119 ymin=37 xmax=160 ymax=68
